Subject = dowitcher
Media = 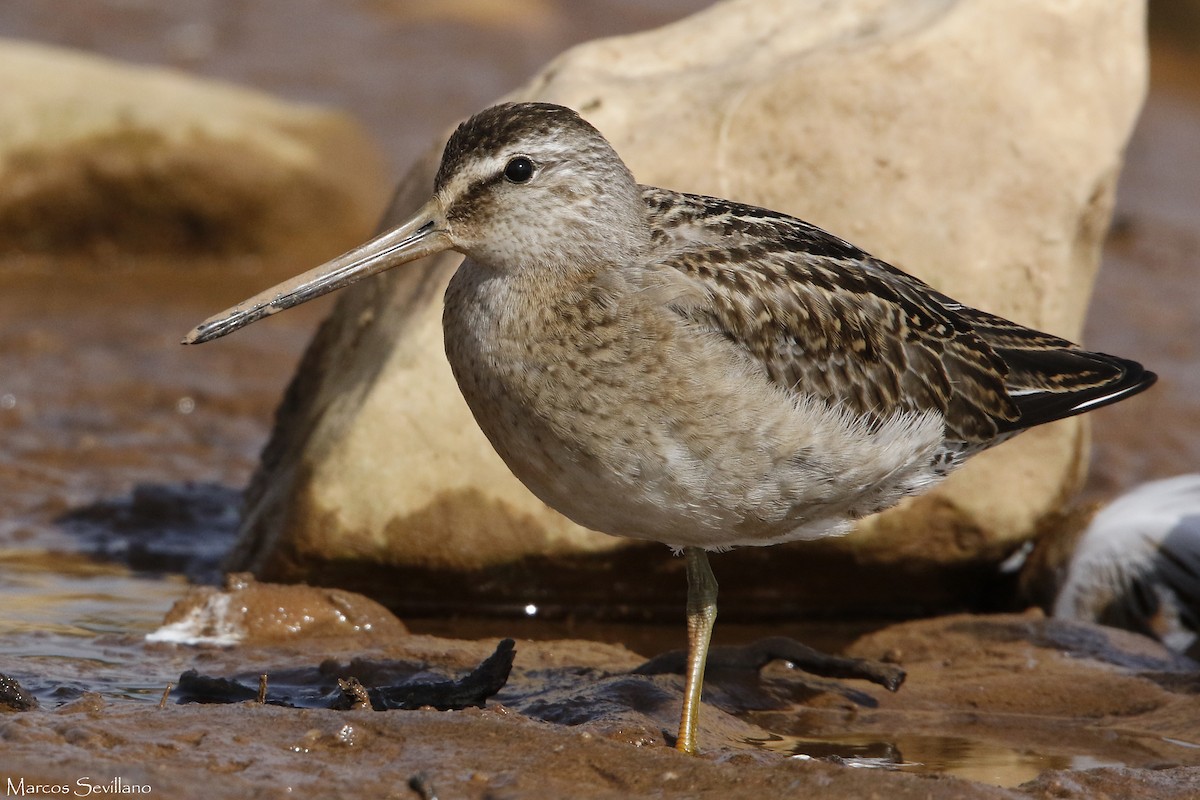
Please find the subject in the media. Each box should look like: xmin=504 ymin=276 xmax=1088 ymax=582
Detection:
xmin=185 ymin=102 xmax=1156 ymax=754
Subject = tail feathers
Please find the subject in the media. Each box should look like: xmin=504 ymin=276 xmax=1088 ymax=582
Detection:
xmin=996 ymin=347 xmax=1156 ymax=433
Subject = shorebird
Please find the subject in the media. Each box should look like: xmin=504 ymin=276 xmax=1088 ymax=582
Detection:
xmin=185 ymin=102 xmax=1156 ymax=754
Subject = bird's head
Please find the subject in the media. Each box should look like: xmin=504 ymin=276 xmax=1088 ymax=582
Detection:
xmin=184 ymin=102 xmax=645 ymax=345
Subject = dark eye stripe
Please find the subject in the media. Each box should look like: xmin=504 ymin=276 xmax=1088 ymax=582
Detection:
xmin=446 ymin=157 xmax=537 ymax=223
xmin=447 ymin=175 xmax=496 ymax=221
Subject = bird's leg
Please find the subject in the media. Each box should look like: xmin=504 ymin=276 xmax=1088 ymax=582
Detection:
xmin=677 ymin=546 xmax=717 ymax=755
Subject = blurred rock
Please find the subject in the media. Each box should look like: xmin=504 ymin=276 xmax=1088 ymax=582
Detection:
xmin=0 ymin=38 xmax=388 ymax=257
xmin=1051 ymin=475 xmax=1200 ymax=658
xmin=229 ymin=0 xmax=1149 ymax=614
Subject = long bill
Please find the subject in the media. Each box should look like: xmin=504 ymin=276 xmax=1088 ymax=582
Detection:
xmin=182 ymin=197 xmax=452 ymax=345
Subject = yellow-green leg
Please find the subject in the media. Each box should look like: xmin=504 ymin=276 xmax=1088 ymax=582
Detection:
xmin=676 ymin=546 xmax=717 ymax=755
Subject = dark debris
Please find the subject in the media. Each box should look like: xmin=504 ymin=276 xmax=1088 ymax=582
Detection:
xmin=634 ymin=635 xmax=906 ymax=692
xmin=0 ymin=672 xmax=39 ymax=712
xmin=173 ymin=639 xmax=516 ymax=712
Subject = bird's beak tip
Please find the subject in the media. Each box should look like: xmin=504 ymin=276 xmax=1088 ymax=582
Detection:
xmin=179 ymin=197 xmax=449 ymax=345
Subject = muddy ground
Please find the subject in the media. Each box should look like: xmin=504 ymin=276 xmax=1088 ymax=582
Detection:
xmin=4 ymin=602 xmax=1200 ymax=798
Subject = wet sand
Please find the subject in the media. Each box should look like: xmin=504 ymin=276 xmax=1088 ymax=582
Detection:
xmin=6 ymin=595 xmax=1200 ymax=798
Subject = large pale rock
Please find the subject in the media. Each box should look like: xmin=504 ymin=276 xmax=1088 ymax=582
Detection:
xmin=0 ymin=39 xmax=387 ymax=256
xmin=230 ymin=0 xmax=1148 ymax=613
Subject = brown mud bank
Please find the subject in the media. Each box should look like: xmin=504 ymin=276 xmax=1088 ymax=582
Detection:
xmin=4 ymin=609 xmax=1200 ymax=798
xmin=0 ymin=2 xmax=1198 ymax=798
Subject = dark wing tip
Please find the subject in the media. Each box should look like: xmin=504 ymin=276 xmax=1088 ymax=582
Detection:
xmin=999 ymin=352 xmax=1156 ymax=433
xmin=1068 ymin=353 xmax=1157 ymax=410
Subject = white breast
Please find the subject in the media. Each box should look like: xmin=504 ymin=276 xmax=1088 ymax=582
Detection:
xmin=442 ymin=259 xmax=949 ymax=550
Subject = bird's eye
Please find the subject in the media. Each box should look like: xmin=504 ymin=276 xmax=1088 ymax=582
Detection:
xmin=503 ymin=156 xmax=535 ymax=184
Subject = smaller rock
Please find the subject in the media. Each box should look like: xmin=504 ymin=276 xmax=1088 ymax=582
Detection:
xmin=146 ymin=573 xmax=407 ymax=646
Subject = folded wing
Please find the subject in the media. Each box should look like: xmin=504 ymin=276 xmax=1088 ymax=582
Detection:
xmin=643 ymin=188 xmax=1155 ymax=444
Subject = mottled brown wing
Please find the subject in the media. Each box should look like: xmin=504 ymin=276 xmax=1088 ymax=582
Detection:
xmin=643 ymin=188 xmax=1155 ymax=442
xmin=642 ymin=188 xmax=1022 ymax=443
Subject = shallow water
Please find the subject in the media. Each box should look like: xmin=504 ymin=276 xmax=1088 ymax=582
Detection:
xmin=0 ymin=554 xmax=185 ymax=703
xmin=756 ymin=732 xmax=1109 ymax=787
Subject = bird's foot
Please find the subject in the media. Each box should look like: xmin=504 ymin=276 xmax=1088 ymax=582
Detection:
xmin=634 ymin=635 xmax=904 ymax=693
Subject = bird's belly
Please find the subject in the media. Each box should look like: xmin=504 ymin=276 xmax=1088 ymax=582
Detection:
xmin=442 ymin=267 xmax=948 ymax=549
xmin=446 ymin=371 xmax=799 ymax=548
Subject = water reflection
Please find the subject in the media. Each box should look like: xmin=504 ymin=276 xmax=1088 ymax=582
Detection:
xmin=0 ymin=550 xmax=190 ymax=702
xmin=751 ymin=731 xmax=1122 ymax=788
xmin=0 ymin=550 xmax=186 ymax=636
